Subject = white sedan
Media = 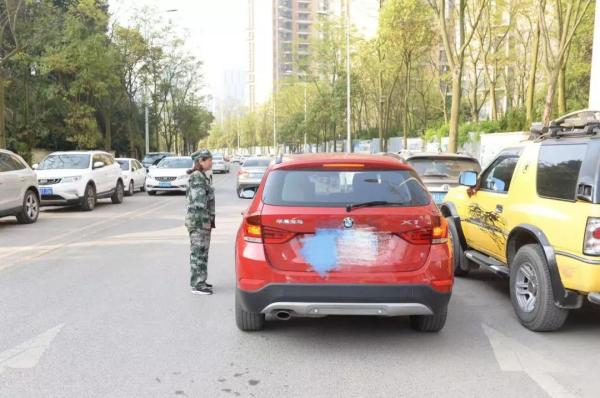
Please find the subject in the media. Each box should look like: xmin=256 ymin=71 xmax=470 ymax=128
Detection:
xmin=116 ymin=158 xmax=147 ymax=196
xmin=145 ymin=156 xmax=193 ymax=195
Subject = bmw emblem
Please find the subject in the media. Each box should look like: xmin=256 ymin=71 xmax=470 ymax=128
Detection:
xmin=343 ymin=217 xmax=354 ymax=229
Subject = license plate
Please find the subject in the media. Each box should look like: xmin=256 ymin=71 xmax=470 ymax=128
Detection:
xmin=432 ymin=192 xmax=447 ymax=204
xmin=159 ymin=182 xmax=172 ymax=188
xmin=40 ymin=187 xmax=53 ymax=196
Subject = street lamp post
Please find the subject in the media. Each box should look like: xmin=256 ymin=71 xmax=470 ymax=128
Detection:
xmin=345 ymin=0 xmax=352 ymax=153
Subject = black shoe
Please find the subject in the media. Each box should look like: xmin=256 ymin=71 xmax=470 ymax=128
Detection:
xmin=204 ymin=282 xmax=213 ymax=288
xmin=191 ymin=285 xmax=213 ymax=295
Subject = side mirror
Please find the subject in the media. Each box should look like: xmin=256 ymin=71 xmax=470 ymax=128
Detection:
xmin=459 ymin=171 xmax=478 ymax=188
xmin=93 ymin=161 xmax=105 ymax=169
xmin=240 ymin=189 xmax=256 ymax=199
xmin=32 ymin=163 xmax=39 ymax=170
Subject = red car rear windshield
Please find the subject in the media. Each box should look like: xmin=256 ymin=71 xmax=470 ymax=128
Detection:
xmin=262 ymin=169 xmax=430 ymax=207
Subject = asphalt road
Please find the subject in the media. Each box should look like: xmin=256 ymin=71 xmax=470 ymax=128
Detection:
xmin=1 ymin=167 xmax=599 ymax=398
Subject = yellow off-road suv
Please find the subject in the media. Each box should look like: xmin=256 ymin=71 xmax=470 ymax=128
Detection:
xmin=442 ymin=111 xmax=600 ymax=331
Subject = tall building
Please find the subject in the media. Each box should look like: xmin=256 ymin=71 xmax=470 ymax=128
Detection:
xmin=248 ymin=0 xmax=378 ymax=111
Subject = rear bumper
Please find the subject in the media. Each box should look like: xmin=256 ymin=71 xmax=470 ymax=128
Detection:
xmin=237 ymin=284 xmax=450 ymax=316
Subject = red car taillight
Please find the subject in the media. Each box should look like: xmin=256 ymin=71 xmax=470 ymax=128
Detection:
xmin=584 ymin=218 xmax=600 ymax=255
xmin=397 ymin=216 xmax=448 ymax=245
xmin=243 ymin=214 xmax=297 ymax=244
xmin=243 ymin=214 xmax=262 ymax=243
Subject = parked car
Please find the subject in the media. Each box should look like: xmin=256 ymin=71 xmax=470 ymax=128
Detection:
xmin=145 ymin=156 xmax=193 ymax=195
xmin=116 ymin=158 xmax=147 ymax=196
xmin=141 ymin=152 xmax=174 ymax=170
xmin=375 ymin=152 xmax=406 ymax=162
xmin=235 ymin=154 xmax=453 ymax=332
xmin=0 ymin=149 xmax=40 ymax=224
xmin=34 ymin=151 xmax=124 ymax=211
xmin=236 ymin=157 xmax=271 ymax=197
xmin=212 ymin=153 xmax=231 ymax=174
xmin=442 ymin=115 xmax=600 ymax=331
xmin=406 ymin=153 xmax=481 ymax=205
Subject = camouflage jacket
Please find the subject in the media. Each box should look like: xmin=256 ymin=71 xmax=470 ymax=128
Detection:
xmin=185 ymin=171 xmax=215 ymax=231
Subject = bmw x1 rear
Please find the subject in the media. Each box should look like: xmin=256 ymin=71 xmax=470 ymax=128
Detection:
xmin=235 ymin=154 xmax=453 ymax=332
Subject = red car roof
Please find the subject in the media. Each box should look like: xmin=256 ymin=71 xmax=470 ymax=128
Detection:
xmin=272 ymin=153 xmax=411 ymax=170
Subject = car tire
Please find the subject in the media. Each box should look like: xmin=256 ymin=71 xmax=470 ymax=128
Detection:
xmin=16 ymin=189 xmax=40 ymax=224
xmin=446 ymin=217 xmax=470 ymax=277
xmin=509 ymin=244 xmax=569 ymax=332
xmin=111 ymin=180 xmax=124 ymax=204
xmin=126 ymin=180 xmax=134 ymax=197
xmin=235 ymin=295 xmax=265 ymax=331
xmin=80 ymin=184 xmax=96 ymax=211
xmin=140 ymin=184 xmax=146 ymax=192
xmin=147 ymin=190 xmax=156 ymax=196
xmin=410 ymin=306 xmax=447 ymax=332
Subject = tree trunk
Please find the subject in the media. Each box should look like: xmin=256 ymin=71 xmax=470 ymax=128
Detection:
xmin=104 ymin=110 xmax=112 ymax=151
xmin=378 ymin=70 xmax=384 ymax=151
xmin=471 ymin=62 xmax=479 ymax=122
xmin=490 ymin=81 xmax=498 ymax=121
xmin=526 ymin=20 xmax=541 ymax=126
xmin=403 ymin=60 xmax=411 ymax=151
xmin=0 ymin=73 xmax=5 ymax=149
xmin=558 ymin=65 xmax=567 ymax=114
xmin=448 ymin=66 xmax=462 ymax=153
xmin=542 ymin=68 xmax=561 ymax=126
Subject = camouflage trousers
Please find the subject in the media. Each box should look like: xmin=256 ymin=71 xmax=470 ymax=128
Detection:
xmin=189 ymin=229 xmax=211 ymax=287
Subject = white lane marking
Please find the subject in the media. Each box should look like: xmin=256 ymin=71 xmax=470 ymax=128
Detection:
xmin=0 ymin=324 xmax=64 ymax=375
xmin=482 ymin=324 xmax=576 ymax=398
xmin=0 ymin=197 xmax=180 ymax=271
xmin=0 ymin=198 xmax=176 ymax=261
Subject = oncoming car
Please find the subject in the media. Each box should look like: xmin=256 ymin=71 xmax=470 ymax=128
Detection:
xmin=145 ymin=156 xmax=193 ymax=195
xmin=235 ymin=154 xmax=453 ymax=332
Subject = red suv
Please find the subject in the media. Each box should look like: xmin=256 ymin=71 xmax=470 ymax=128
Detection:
xmin=235 ymin=154 xmax=453 ymax=332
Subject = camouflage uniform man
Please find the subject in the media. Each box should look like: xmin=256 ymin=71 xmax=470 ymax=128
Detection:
xmin=186 ymin=149 xmax=215 ymax=295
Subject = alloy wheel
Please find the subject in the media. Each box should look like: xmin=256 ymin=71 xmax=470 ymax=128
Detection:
xmin=515 ymin=262 xmax=538 ymax=313
xmin=25 ymin=193 xmax=39 ymax=219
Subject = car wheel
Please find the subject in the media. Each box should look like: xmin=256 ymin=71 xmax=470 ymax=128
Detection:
xmin=16 ymin=189 xmax=40 ymax=224
xmin=126 ymin=180 xmax=134 ymax=197
xmin=147 ymin=190 xmax=156 ymax=196
xmin=80 ymin=184 xmax=96 ymax=211
xmin=140 ymin=183 xmax=146 ymax=192
xmin=410 ymin=306 xmax=447 ymax=332
xmin=111 ymin=180 xmax=124 ymax=204
xmin=509 ymin=244 xmax=569 ymax=331
xmin=446 ymin=217 xmax=470 ymax=277
xmin=235 ymin=295 xmax=265 ymax=331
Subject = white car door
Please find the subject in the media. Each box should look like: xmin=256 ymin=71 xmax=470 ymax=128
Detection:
xmin=104 ymin=155 xmax=119 ymax=191
xmin=91 ymin=154 xmax=108 ymax=193
xmin=0 ymin=153 xmax=22 ymax=210
xmin=134 ymin=160 xmax=146 ymax=189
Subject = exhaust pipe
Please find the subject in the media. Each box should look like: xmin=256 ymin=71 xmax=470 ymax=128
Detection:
xmin=275 ymin=311 xmax=291 ymax=320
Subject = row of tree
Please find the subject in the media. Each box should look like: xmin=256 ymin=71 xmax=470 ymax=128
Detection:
xmin=207 ymin=0 xmax=595 ymax=153
xmin=0 ymin=0 xmax=213 ymax=161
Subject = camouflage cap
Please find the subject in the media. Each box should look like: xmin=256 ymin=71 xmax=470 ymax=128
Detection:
xmin=191 ymin=149 xmax=212 ymax=161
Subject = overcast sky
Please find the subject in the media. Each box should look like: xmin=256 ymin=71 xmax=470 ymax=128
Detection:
xmin=108 ymin=0 xmax=247 ymax=101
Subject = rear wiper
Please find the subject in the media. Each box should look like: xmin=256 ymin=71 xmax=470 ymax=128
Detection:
xmin=346 ymin=201 xmax=393 ymax=212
